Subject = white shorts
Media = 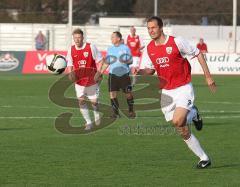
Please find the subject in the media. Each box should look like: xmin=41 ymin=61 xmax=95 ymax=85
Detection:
xmin=129 ymin=57 xmax=140 ymax=68
xmin=161 ymin=83 xmax=195 ymax=121
xmin=75 ymin=83 xmax=99 ymax=100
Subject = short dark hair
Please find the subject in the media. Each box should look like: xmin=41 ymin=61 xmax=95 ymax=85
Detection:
xmin=147 ymin=16 xmax=163 ymax=28
xmin=113 ymin=31 xmax=122 ymax=40
xmin=72 ymin=28 xmax=84 ymax=36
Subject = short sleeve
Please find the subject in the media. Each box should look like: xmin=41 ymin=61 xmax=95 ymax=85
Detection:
xmin=174 ymin=36 xmax=200 ymax=58
xmin=66 ymin=47 xmax=73 ymax=67
xmin=139 ymin=47 xmax=154 ymax=69
xmin=90 ymin=44 xmax=103 ymax=63
xmin=139 ymin=36 xmax=144 ymax=47
xmin=126 ymin=45 xmax=132 ymax=55
xmin=124 ymin=36 xmax=128 ymax=44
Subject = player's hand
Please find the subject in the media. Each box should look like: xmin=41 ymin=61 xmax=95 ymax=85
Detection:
xmin=131 ymin=67 xmax=139 ymax=75
xmin=206 ymin=77 xmax=216 ymax=93
xmin=137 ymin=68 xmax=155 ymax=75
xmin=68 ymin=71 xmax=76 ymax=82
xmin=94 ymin=71 xmax=103 ymax=83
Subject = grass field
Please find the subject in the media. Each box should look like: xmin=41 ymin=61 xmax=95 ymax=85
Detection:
xmin=0 ymin=74 xmax=239 ymax=186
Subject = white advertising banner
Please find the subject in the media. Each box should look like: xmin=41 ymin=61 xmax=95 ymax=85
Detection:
xmin=189 ymin=53 xmax=240 ymax=75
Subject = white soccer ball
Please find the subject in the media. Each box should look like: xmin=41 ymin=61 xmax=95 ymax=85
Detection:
xmin=46 ymin=54 xmax=67 ymax=75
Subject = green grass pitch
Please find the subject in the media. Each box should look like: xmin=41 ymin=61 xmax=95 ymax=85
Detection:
xmin=0 ymin=74 xmax=239 ymax=186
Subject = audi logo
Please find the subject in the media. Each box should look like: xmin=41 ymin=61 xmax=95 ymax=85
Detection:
xmin=156 ymin=57 xmax=169 ymax=64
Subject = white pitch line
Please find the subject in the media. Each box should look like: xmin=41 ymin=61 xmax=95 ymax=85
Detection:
xmin=1 ymin=105 xmax=240 ymax=114
xmin=201 ymin=110 xmax=240 ymax=113
xmin=0 ymin=116 xmax=77 ymax=119
xmin=0 ymin=116 xmax=240 ymax=119
xmin=0 ymin=105 xmax=50 ymax=109
xmin=199 ymin=101 xmax=240 ymax=105
xmin=203 ymin=115 xmax=240 ymax=119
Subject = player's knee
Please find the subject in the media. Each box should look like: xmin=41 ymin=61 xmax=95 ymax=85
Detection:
xmin=78 ymin=97 xmax=85 ymax=106
xmin=125 ymin=85 xmax=132 ymax=93
xmin=126 ymin=92 xmax=133 ymax=99
xmin=175 ymin=126 xmax=190 ymax=140
xmin=91 ymin=101 xmax=98 ymax=107
xmin=172 ymin=118 xmax=180 ymax=126
xmin=172 ymin=117 xmax=186 ymax=127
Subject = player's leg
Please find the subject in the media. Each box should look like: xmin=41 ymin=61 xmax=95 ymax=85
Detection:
xmin=75 ymin=84 xmax=92 ymax=130
xmin=122 ymin=74 xmax=135 ymax=118
xmin=182 ymin=90 xmax=203 ymax=130
xmin=108 ymin=74 xmax=120 ymax=118
xmin=173 ymin=107 xmax=210 ymax=168
xmin=130 ymin=67 xmax=137 ymax=86
xmin=189 ymin=105 xmax=203 ymax=131
xmin=87 ymin=84 xmax=101 ymax=126
xmin=110 ymin=91 xmax=120 ymax=118
xmin=162 ymin=83 xmax=210 ymax=168
xmin=130 ymin=57 xmax=140 ymax=86
xmin=90 ymin=98 xmax=100 ymax=126
xmin=125 ymin=91 xmax=135 ymax=118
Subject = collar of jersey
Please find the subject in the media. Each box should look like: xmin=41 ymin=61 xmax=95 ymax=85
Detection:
xmin=74 ymin=43 xmax=86 ymax=50
xmin=154 ymin=35 xmax=169 ymax=46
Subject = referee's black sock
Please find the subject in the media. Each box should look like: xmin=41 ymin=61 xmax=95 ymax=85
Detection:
xmin=110 ymin=98 xmax=119 ymax=115
xmin=127 ymin=97 xmax=134 ymax=112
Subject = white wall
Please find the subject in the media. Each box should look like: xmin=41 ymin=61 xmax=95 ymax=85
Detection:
xmin=0 ymin=23 xmax=239 ymax=53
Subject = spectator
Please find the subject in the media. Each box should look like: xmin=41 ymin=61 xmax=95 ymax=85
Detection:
xmin=196 ymin=38 xmax=208 ymax=53
xmin=35 ymin=31 xmax=46 ymax=50
xmin=228 ymin=32 xmax=233 ymax=53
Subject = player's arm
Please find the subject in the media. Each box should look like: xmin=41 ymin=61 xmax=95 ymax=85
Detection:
xmin=139 ymin=36 xmax=145 ymax=51
xmin=137 ymin=46 xmax=155 ymax=75
xmin=99 ymin=59 xmax=109 ymax=73
xmin=197 ymin=53 xmax=216 ymax=92
xmin=89 ymin=43 xmax=104 ymax=82
xmin=94 ymin=58 xmax=109 ymax=82
xmin=66 ymin=66 xmax=75 ymax=82
xmin=66 ymin=48 xmax=76 ymax=82
xmin=175 ymin=36 xmax=216 ymax=93
xmin=138 ymin=68 xmax=155 ymax=75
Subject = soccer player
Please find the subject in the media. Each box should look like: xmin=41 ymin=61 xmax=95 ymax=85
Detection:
xmin=125 ymin=26 xmax=145 ymax=85
xmin=66 ymin=28 xmax=103 ymax=130
xmin=139 ymin=16 xmax=216 ymax=168
xmin=95 ymin=31 xmax=135 ymax=118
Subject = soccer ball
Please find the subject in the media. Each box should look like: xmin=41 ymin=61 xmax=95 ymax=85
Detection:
xmin=46 ymin=54 xmax=67 ymax=75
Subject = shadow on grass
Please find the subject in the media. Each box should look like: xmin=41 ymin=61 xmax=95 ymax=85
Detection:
xmin=210 ymin=163 xmax=240 ymax=169
xmin=0 ymin=127 xmax=31 ymax=131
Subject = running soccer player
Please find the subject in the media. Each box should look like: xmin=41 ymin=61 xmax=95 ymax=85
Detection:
xmin=139 ymin=16 xmax=216 ymax=168
xmin=66 ymin=28 xmax=103 ymax=130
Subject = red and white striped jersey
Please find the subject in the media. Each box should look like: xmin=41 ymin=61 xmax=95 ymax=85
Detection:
xmin=125 ymin=35 xmax=143 ymax=57
xmin=66 ymin=43 xmax=102 ymax=86
xmin=140 ymin=35 xmax=200 ymax=90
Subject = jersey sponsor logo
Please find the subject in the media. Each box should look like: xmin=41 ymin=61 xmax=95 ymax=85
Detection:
xmin=156 ymin=57 xmax=170 ymax=68
xmin=166 ymin=47 xmax=172 ymax=54
xmin=130 ymin=42 xmax=136 ymax=47
xmin=156 ymin=57 xmax=169 ymax=64
xmin=0 ymin=53 xmax=19 ymax=71
xmin=83 ymin=52 xmax=89 ymax=58
xmin=78 ymin=60 xmax=87 ymax=67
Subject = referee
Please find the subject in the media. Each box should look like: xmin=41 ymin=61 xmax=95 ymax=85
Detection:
xmin=95 ymin=31 xmax=135 ymax=118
